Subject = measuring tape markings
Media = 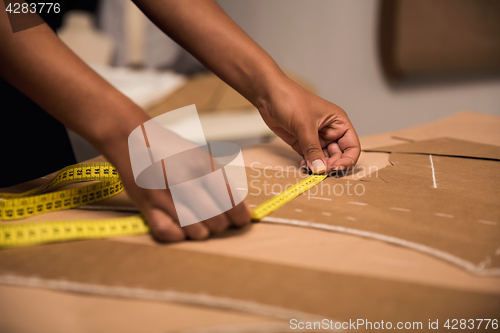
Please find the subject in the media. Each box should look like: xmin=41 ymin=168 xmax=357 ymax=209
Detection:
xmin=0 ymin=162 xmax=327 ymax=247
xmin=0 ymin=162 xmax=144 ymax=247
xmin=0 ymin=215 xmax=149 ymax=247
xmin=0 ymin=163 xmax=123 ymax=221
xmin=251 ymin=174 xmax=327 ymax=220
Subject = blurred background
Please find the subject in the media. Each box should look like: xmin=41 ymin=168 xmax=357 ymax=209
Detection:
xmin=54 ymin=0 xmax=500 ymax=161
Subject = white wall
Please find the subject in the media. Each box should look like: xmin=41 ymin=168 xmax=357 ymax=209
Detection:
xmin=217 ymin=0 xmax=500 ymax=136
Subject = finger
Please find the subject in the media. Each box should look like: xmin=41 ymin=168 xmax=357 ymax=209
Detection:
xmin=193 ymin=186 xmax=231 ymax=233
xmin=326 ymin=142 xmax=343 ymax=170
xmin=183 ymin=223 xmax=210 ymax=240
xmin=335 ymin=127 xmax=361 ymax=170
xmin=176 ymin=176 xmax=233 ymax=234
xmin=224 ymin=200 xmax=251 ymax=227
xmin=203 ymin=213 xmax=231 ymax=234
xmin=295 ymin=122 xmax=327 ymax=174
xmin=175 ymin=204 xmax=211 ymax=240
xmin=146 ymin=207 xmax=185 ymax=242
xmin=291 ymin=141 xmax=303 ymax=156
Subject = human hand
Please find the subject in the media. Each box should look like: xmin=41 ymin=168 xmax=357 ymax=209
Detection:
xmin=257 ymin=78 xmax=361 ymax=174
xmin=100 ymin=119 xmax=251 ymax=242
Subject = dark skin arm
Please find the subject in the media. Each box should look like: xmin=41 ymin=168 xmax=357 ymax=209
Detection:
xmin=0 ymin=0 xmax=360 ymax=241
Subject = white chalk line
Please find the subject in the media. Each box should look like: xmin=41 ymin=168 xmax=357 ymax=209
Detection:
xmin=478 ymin=256 xmax=492 ymax=269
xmin=0 ymin=275 xmax=331 ymax=324
xmin=390 ymin=207 xmax=411 ymax=212
xmin=261 ymin=216 xmax=500 ymax=276
xmin=477 ymin=220 xmax=497 ymax=226
xmin=348 ymin=202 xmax=367 ymax=206
xmin=429 ymin=155 xmax=437 ymax=188
xmin=295 ymin=209 xmax=303 ymax=213
xmin=310 ymin=197 xmax=332 ymax=201
xmin=434 ymin=213 xmax=454 ymax=218
xmin=322 ymin=212 xmax=332 ymax=217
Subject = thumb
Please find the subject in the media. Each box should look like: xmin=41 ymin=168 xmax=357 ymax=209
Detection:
xmin=296 ymin=123 xmax=326 ymax=174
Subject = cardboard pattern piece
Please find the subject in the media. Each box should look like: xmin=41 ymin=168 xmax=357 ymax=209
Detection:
xmin=243 ymin=141 xmax=500 ymax=275
xmin=0 ymin=112 xmax=500 ymax=332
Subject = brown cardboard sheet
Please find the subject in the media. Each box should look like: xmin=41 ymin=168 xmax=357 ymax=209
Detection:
xmin=0 ymin=240 xmax=498 ymax=327
xmin=364 ymin=137 xmax=500 ymax=161
xmin=385 ymin=112 xmax=500 ymax=147
xmin=242 ymin=148 xmax=500 ymax=275
xmin=5 ymin=138 xmax=497 ymax=273
xmin=1 ymin=112 xmax=499 ymax=331
xmin=0 ymin=284 xmax=284 ymax=333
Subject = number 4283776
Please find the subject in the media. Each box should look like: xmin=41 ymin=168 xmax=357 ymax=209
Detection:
xmin=444 ymin=319 xmax=498 ymax=330
xmin=6 ymin=3 xmax=61 ymax=14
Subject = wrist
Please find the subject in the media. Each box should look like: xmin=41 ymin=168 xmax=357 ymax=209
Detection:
xmin=89 ymin=94 xmax=151 ymax=160
xmin=252 ymin=67 xmax=292 ymax=112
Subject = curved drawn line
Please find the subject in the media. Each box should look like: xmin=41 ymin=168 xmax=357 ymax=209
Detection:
xmin=0 ymin=275 xmax=332 ymax=325
xmin=261 ymin=216 xmax=500 ymax=276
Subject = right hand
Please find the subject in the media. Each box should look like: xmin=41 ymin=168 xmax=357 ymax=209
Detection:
xmin=257 ymin=78 xmax=361 ymax=174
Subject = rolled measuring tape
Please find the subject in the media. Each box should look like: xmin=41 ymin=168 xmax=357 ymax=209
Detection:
xmin=0 ymin=162 xmax=327 ymax=247
xmin=0 ymin=162 xmax=149 ymax=247
xmin=0 ymin=162 xmax=123 ymax=221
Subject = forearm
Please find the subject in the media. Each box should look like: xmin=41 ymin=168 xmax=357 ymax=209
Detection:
xmin=133 ymin=0 xmax=287 ymax=108
xmin=0 ymin=11 xmax=149 ymax=153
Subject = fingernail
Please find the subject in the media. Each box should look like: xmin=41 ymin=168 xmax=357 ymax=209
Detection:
xmin=311 ymin=159 xmax=326 ymax=173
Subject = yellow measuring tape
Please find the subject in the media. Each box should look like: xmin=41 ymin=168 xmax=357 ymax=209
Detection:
xmin=0 ymin=162 xmax=149 ymax=247
xmin=0 ymin=216 xmax=149 ymax=248
xmin=251 ymin=174 xmax=327 ymax=220
xmin=0 ymin=163 xmax=122 ymax=220
xmin=0 ymin=162 xmax=326 ymax=247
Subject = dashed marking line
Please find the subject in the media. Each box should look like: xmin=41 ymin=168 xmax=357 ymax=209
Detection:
xmin=430 ymin=155 xmax=437 ymax=188
xmin=477 ymin=220 xmax=497 ymax=226
xmin=434 ymin=213 xmax=454 ymax=218
xmin=478 ymin=256 xmax=492 ymax=269
xmin=235 ymin=187 xmax=248 ymax=191
xmin=249 ymin=204 xmax=257 ymax=208
xmin=310 ymin=197 xmax=332 ymax=201
xmin=322 ymin=212 xmax=332 ymax=217
xmin=348 ymin=202 xmax=367 ymax=206
xmin=295 ymin=209 xmax=303 ymax=213
xmin=390 ymin=207 xmax=411 ymax=212
xmin=346 ymin=216 xmax=357 ymax=221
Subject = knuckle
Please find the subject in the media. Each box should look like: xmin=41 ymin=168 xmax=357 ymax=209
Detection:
xmin=233 ymin=217 xmax=251 ymax=227
xmin=303 ymin=143 xmax=322 ymax=156
xmin=152 ymin=222 xmax=183 ymax=242
xmin=190 ymin=230 xmax=209 ymax=240
xmin=185 ymin=224 xmax=209 ymax=240
xmin=208 ymin=218 xmax=230 ymax=233
xmin=152 ymin=224 xmax=173 ymax=240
